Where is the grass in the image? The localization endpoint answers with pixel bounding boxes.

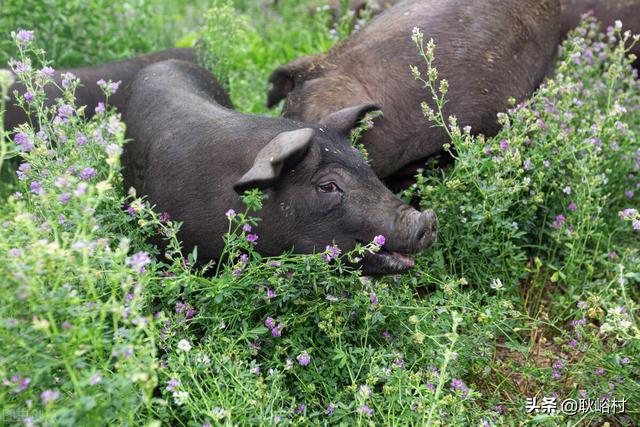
[0,1,639,426]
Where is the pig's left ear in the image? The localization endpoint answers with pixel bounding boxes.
[320,104,381,137]
[267,55,316,108]
[234,128,314,194]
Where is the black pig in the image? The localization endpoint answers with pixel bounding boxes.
[123,60,437,275]
[267,0,561,188]
[4,48,196,131]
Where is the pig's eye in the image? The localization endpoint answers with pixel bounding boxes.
[318,182,340,193]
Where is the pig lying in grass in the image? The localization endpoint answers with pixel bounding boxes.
[5,48,196,131]
[268,0,561,189]
[123,60,437,275]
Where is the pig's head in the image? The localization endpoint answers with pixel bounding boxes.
[266,55,376,125]
[233,105,437,275]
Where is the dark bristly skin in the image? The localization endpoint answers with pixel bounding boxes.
[4,48,196,131]
[560,0,640,68]
[123,60,437,275]
[267,0,561,188]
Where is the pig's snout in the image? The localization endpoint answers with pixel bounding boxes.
[412,209,437,252]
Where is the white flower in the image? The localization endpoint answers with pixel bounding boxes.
[490,278,504,291]
[172,390,189,406]
[177,339,192,352]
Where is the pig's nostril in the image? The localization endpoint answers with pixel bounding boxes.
[417,210,437,245]
[417,227,428,242]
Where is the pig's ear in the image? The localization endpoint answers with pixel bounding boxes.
[352,0,369,17]
[320,104,381,137]
[234,128,314,193]
[267,56,315,108]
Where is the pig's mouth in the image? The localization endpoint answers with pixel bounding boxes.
[362,250,416,275]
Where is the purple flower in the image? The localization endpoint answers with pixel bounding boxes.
[159,212,171,222]
[38,66,55,80]
[239,253,249,266]
[620,357,630,365]
[633,219,640,230]
[175,301,187,314]
[568,202,577,212]
[370,293,378,305]
[109,81,120,93]
[450,379,469,396]
[23,91,34,102]
[323,244,342,262]
[297,351,311,366]
[57,104,74,119]
[58,214,65,225]
[356,405,373,416]
[166,378,180,391]
[107,116,123,135]
[105,144,122,157]
[250,366,260,376]
[394,354,404,368]
[89,374,102,385]
[41,389,60,404]
[61,72,77,88]
[74,182,88,197]
[552,214,565,229]
[296,404,306,414]
[577,301,588,309]
[13,60,31,75]
[246,234,259,244]
[373,234,385,247]
[29,181,44,195]
[264,317,276,329]
[266,287,277,299]
[16,30,34,46]
[59,192,71,204]
[16,162,31,180]
[14,133,34,152]
[225,209,236,219]
[78,167,97,181]
[500,139,509,151]
[97,79,107,87]
[271,324,282,337]
[242,224,252,232]
[16,377,31,393]
[523,159,533,170]
[325,403,336,416]
[625,190,634,199]
[568,339,579,347]
[619,208,638,219]
[95,102,105,114]
[543,160,550,168]
[595,367,606,376]
[76,135,87,146]
[126,251,152,273]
